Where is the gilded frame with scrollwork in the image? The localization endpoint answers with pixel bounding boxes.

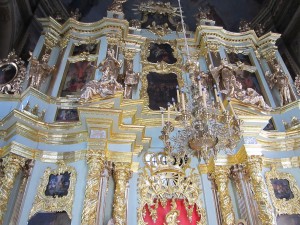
[29,161,77,219]
[138,154,207,225]
[265,166,300,215]
[140,40,185,108]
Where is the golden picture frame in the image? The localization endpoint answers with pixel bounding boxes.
[29,161,77,219]
[265,166,300,215]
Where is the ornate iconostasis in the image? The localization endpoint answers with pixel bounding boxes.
[1,1,300,225]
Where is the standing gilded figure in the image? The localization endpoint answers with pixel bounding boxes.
[265,64,292,106]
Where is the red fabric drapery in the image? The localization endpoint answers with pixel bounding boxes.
[143,199,201,225]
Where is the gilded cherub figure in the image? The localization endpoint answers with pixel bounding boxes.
[28,52,54,90]
[265,64,292,106]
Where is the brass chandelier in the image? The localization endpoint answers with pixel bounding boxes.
[160,0,243,162]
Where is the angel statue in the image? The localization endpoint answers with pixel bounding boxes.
[81,48,123,101]
[108,0,127,13]
[124,61,140,99]
[28,52,54,90]
[265,64,292,106]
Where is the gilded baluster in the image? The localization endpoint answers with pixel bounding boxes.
[112,162,132,225]
[0,154,25,224]
[246,156,275,225]
[81,150,105,225]
[214,166,235,225]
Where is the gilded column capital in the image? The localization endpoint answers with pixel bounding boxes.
[113,162,132,225]
[81,150,106,225]
[86,149,106,166]
[0,154,26,224]
[124,49,137,60]
[246,156,276,225]
[213,166,235,225]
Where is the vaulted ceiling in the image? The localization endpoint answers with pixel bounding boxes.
[62,0,265,31]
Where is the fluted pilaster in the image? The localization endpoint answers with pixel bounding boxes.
[0,154,25,224]
[214,166,235,225]
[112,162,132,225]
[81,150,105,225]
[246,156,275,225]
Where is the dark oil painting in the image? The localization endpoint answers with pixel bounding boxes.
[72,43,98,56]
[147,72,178,110]
[236,71,262,95]
[55,109,79,122]
[0,63,17,85]
[28,211,71,225]
[45,171,71,198]
[210,52,222,67]
[271,178,294,200]
[61,60,95,97]
[147,43,177,64]
[263,119,276,131]
[277,214,300,225]
[227,52,252,66]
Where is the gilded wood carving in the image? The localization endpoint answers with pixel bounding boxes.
[29,161,76,219]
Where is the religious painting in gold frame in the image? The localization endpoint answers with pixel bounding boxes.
[265,166,300,216]
[29,161,76,220]
[59,42,99,97]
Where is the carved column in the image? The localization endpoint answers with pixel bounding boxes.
[246,156,275,225]
[214,166,235,225]
[112,162,132,225]
[231,164,257,225]
[208,173,222,225]
[81,150,105,225]
[0,154,25,224]
[10,159,34,225]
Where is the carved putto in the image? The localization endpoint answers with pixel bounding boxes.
[28,52,54,90]
[265,63,292,106]
[108,0,127,13]
[124,61,140,99]
[0,50,26,95]
[81,48,123,101]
